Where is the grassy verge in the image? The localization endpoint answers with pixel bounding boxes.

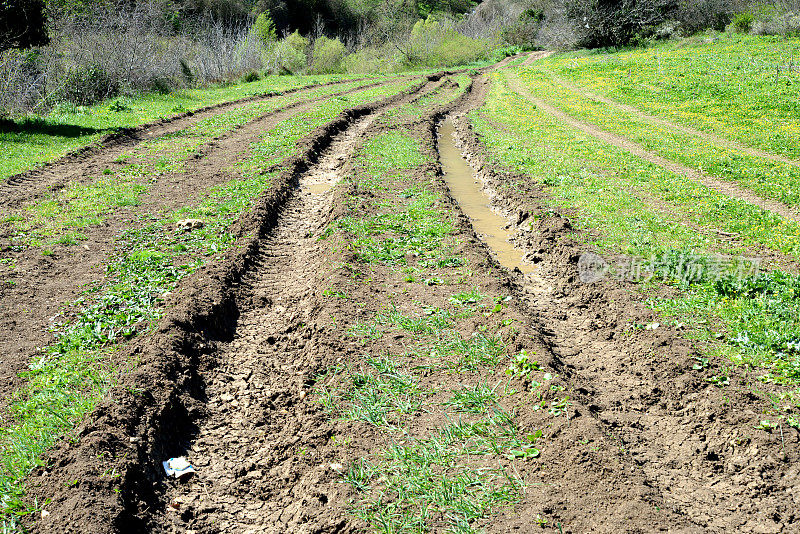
[475,68,800,431]
[479,74,800,257]
[512,68,800,208]
[0,77,421,528]
[529,33,800,160]
[0,73,380,182]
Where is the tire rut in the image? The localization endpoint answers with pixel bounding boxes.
[443,78,796,532]
[155,80,445,533]
[0,78,383,209]
[0,82,396,417]
[504,71,800,223]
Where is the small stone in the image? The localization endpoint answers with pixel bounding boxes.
[329,462,344,472]
[220,393,235,402]
[41,510,50,519]
[176,219,205,233]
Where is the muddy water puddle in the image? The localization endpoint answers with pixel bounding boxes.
[438,120,533,274]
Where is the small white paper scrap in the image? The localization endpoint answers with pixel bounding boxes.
[163,456,196,479]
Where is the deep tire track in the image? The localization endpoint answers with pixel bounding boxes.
[160,112,378,534]
[156,78,454,533]
[25,74,444,534]
[445,76,798,532]
[0,79,402,418]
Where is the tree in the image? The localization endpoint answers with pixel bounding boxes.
[253,12,277,45]
[565,0,678,48]
[0,0,49,50]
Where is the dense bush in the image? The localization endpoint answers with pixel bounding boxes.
[266,31,308,74]
[252,12,277,45]
[310,36,346,74]
[564,0,679,48]
[60,65,119,105]
[732,11,755,31]
[752,10,800,35]
[677,0,739,33]
[342,46,402,74]
[1,1,262,116]
[403,16,492,67]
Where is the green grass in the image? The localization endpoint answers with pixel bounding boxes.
[512,68,800,208]
[377,74,471,125]
[532,33,800,159]
[3,79,410,250]
[312,106,539,532]
[443,382,499,413]
[0,73,378,181]
[475,44,800,427]
[0,167,279,526]
[346,415,524,534]
[476,73,800,258]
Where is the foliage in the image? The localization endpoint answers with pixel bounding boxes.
[252,12,277,45]
[731,11,755,32]
[60,64,119,105]
[310,35,346,74]
[270,36,308,73]
[343,45,401,74]
[564,0,679,48]
[404,15,491,67]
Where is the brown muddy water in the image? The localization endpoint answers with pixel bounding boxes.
[438,120,533,274]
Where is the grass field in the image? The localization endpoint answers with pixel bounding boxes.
[472,34,800,427]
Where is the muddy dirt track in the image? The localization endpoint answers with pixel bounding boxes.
[4,56,798,533]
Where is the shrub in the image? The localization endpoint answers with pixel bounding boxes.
[310,36,346,74]
[285,30,309,55]
[60,65,118,105]
[565,0,679,48]
[677,0,735,34]
[270,38,308,73]
[343,46,401,74]
[502,9,545,48]
[179,58,195,87]
[404,15,491,68]
[252,13,277,46]
[241,70,260,82]
[429,32,491,67]
[731,11,754,32]
[752,11,800,37]
[150,76,174,94]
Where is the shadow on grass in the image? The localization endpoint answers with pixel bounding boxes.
[0,117,109,138]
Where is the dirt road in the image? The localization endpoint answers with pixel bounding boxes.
[6,66,797,534]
